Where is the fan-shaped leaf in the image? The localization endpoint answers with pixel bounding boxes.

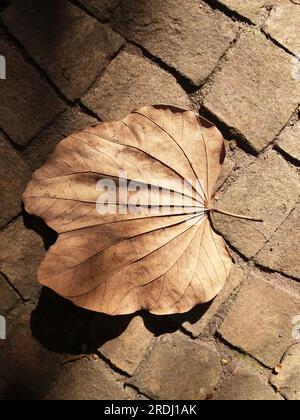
[23,105,233,315]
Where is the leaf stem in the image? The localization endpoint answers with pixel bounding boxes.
[209,207,263,222]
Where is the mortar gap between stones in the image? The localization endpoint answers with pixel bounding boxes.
[0,17,73,106]
[0,270,27,303]
[202,0,254,26]
[215,332,273,371]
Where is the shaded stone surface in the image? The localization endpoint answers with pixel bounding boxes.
[46,358,131,400]
[0,217,45,300]
[128,333,221,400]
[0,134,31,228]
[0,304,63,400]
[270,343,300,400]
[219,275,300,368]
[204,31,300,151]
[78,0,121,21]
[212,150,300,259]
[214,360,281,400]
[82,49,191,121]
[182,265,242,338]
[276,120,300,162]
[23,107,98,170]
[98,316,153,375]
[264,1,300,55]
[0,39,64,146]
[2,0,124,100]
[256,203,300,279]
[112,0,237,85]
[0,274,20,315]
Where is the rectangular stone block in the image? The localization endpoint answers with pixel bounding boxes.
[219,274,300,368]
[2,0,124,101]
[212,150,300,259]
[256,203,300,279]
[264,1,300,55]
[82,49,191,121]
[204,31,300,151]
[112,0,237,85]
[0,39,65,145]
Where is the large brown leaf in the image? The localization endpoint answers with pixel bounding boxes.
[23,105,233,315]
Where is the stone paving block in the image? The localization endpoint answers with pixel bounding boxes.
[46,358,131,400]
[219,275,300,368]
[0,217,45,300]
[77,0,121,21]
[276,120,300,162]
[182,265,242,338]
[212,150,300,259]
[264,1,300,55]
[23,107,98,170]
[256,203,300,279]
[270,343,300,400]
[0,134,31,228]
[82,49,191,121]
[204,31,300,151]
[112,0,237,85]
[98,316,153,376]
[2,0,124,101]
[0,274,20,315]
[128,333,221,400]
[0,304,63,399]
[0,39,65,146]
[218,0,278,24]
[214,360,281,400]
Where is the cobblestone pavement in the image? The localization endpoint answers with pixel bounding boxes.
[0,0,299,401]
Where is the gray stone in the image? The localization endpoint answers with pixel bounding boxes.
[83,49,191,121]
[0,304,63,399]
[212,150,300,259]
[98,316,153,375]
[219,274,300,368]
[182,264,242,338]
[77,0,121,21]
[112,0,237,85]
[0,39,65,146]
[23,107,98,170]
[2,0,124,101]
[214,360,281,400]
[0,217,45,300]
[0,274,20,315]
[276,120,300,162]
[265,1,300,55]
[0,134,31,228]
[256,203,300,279]
[204,31,300,151]
[46,358,131,400]
[271,343,300,400]
[128,333,221,400]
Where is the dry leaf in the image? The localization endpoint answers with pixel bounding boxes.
[23,105,233,315]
